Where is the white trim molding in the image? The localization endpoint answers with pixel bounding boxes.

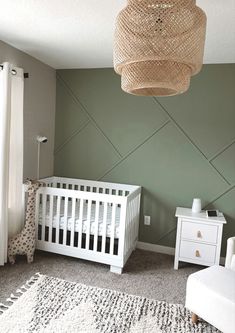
[136,241,175,256]
[136,241,225,265]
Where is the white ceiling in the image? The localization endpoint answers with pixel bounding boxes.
[0,0,234,69]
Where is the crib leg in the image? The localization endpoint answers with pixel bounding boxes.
[110,265,123,274]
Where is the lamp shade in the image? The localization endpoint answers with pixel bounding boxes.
[113,0,207,96]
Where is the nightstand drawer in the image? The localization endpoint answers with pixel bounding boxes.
[181,220,218,244]
[180,240,216,263]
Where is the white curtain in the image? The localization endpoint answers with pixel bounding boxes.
[0,62,24,266]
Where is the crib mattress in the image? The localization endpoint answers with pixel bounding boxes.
[38,201,121,238]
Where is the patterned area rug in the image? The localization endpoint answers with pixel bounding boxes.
[0,273,219,333]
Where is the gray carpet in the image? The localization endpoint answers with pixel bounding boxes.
[0,249,200,305]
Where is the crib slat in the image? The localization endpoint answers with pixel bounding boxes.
[70,197,76,246]
[118,200,127,258]
[129,201,133,251]
[134,196,138,241]
[124,204,130,255]
[131,200,135,245]
[85,200,92,250]
[131,199,135,246]
[101,202,108,253]
[48,195,53,242]
[94,201,100,252]
[127,202,130,252]
[63,197,68,245]
[35,192,40,240]
[78,199,84,248]
[41,194,47,242]
[55,196,61,244]
[110,204,116,255]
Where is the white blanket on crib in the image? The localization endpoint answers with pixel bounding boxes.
[38,200,121,238]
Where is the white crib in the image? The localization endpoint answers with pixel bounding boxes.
[31,176,141,274]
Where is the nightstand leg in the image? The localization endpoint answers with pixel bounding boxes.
[174,218,182,270]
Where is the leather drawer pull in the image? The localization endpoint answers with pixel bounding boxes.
[197,231,202,238]
[195,250,200,257]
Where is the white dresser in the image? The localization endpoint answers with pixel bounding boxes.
[174,207,226,270]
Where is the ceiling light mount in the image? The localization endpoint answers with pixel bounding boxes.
[114,0,207,97]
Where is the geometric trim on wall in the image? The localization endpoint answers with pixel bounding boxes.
[55,69,235,247]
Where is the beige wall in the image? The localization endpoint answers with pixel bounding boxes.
[0,40,56,179]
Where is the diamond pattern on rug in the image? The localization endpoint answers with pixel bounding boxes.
[0,274,220,333]
[43,301,99,333]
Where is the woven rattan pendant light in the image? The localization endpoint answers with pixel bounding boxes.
[114,0,207,96]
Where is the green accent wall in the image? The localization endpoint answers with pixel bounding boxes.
[55,65,235,255]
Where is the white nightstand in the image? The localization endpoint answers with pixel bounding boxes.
[174,207,226,270]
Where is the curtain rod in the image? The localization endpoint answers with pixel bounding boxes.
[0,64,29,78]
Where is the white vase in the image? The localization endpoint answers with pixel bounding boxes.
[192,198,202,213]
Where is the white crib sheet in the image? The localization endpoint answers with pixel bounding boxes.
[38,200,121,238]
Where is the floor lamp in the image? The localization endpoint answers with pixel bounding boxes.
[36,135,48,179]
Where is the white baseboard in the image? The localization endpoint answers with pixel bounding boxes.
[136,241,225,265]
[136,241,175,256]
